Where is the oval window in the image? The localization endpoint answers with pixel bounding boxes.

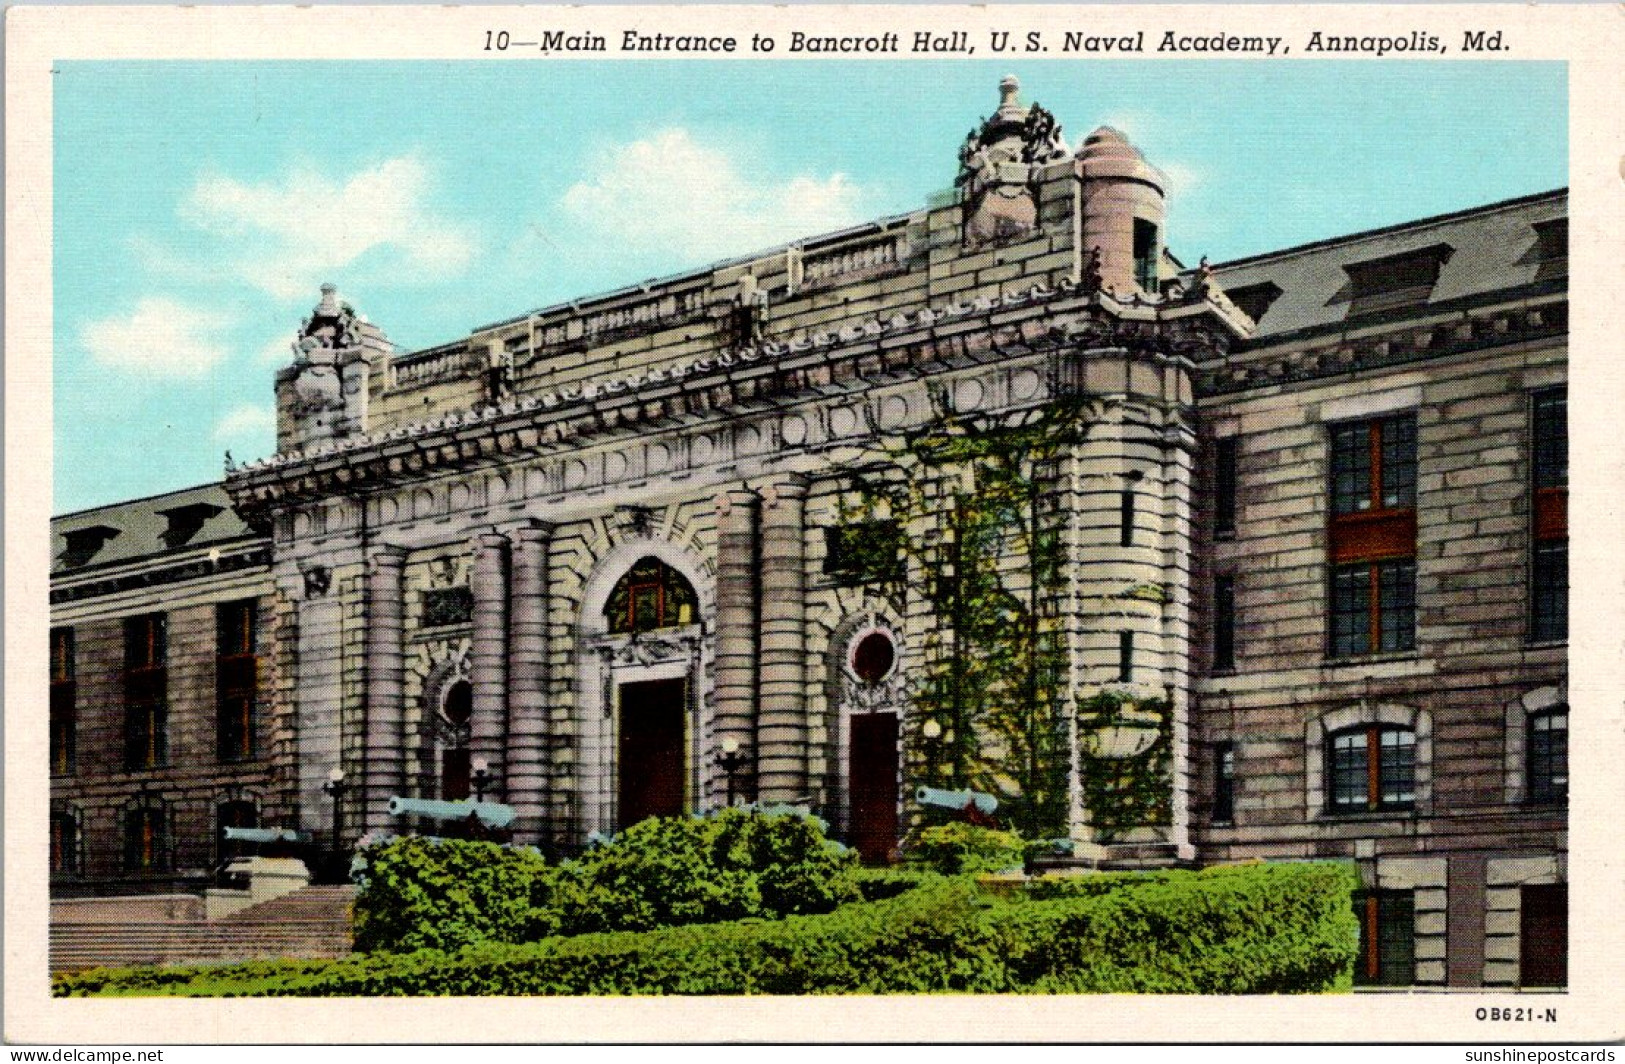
[851,632,896,685]
[442,680,473,727]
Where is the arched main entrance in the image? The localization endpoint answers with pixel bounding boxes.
[577,541,714,838]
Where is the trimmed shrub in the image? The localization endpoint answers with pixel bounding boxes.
[902,822,1025,875]
[350,835,555,954]
[549,809,861,934]
[850,866,937,902]
[57,861,1359,997]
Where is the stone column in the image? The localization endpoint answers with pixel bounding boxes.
[713,488,760,805]
[506,523,551,838]
[756,479,808,803]
[470,531,510,795]
[362,546,407,833]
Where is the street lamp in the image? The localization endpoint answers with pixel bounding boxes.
[470,756,497,803]
[718,737,747,808]
[321,767,351,876]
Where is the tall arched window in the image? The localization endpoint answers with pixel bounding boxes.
[604,557,697,635]
[1527,705,1568,803]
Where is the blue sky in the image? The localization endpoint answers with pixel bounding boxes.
[53,60,1566,514]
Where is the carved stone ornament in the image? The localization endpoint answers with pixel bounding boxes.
[600,632,695,668]
[295,283,363,365]
[303,565,332,598]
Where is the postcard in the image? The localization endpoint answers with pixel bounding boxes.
[6,2,1623,1046]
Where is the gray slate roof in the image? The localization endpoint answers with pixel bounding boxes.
[1210,189,1566,340]
[52,482,260,576]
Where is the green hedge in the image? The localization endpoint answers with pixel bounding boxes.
[349,810,861,954]
[350,836,555,954]
[56,861,1358,997]
[901,823,1026,875]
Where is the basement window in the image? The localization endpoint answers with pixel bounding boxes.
[1342,244,1453,317]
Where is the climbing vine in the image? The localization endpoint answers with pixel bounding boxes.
[843,396,1104,839]
[1075,689,1174,842]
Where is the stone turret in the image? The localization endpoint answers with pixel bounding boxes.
[274,284,392,453]
[1076,126,1168,297]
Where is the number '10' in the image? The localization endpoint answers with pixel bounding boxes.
[485,31,510,50]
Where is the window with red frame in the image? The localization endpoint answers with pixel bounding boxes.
[1328,415,1417,657]
[216,600,259,761]
[1530,389,1566,643]
[50,627,75,775]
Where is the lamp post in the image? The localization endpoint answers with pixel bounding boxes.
[718,737,747,808]
[470,757,497,803]
[320,767,351,879]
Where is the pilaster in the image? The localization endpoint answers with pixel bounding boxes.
[506,523,552,838]
[362,545,408,832]
[713,488,760,804]
[470,531,510,793]
[756,478,808,804]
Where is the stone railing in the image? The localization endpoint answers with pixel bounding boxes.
[389,342,476,389]
[796,231,908,292]
[533,286,711,354]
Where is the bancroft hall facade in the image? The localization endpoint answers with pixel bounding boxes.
[49,77,1567,989]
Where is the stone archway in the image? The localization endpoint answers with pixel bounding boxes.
[576,537,716,838]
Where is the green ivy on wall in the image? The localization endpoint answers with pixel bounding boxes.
[1075,689,1174,842]
[842,397,1106,839]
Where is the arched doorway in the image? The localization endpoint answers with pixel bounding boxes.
[605,557,698,830]
[439,680,473,799]
[840,625,904,864]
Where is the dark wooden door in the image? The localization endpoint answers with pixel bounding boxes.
[618,679,687,829]
[1520,884,1567,987]
[441,748,471,800]
[849,712,900,864]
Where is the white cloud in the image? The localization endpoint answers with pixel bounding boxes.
[1158,161,1201,197]
[560,129,868,263]
[258,335,297,365]
[176,155,476,301]
[214,404,276,442]
[80,298,232,377]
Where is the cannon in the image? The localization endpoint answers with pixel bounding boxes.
[386,795,516,830]
[222,826,312,845]
[914,786,998,817]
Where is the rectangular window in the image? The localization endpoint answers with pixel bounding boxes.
[1531,389,1567,642]
[217,600,259,762]
[1528,708,1568,804]
[1120,489,1135,547]
[422,586,475,628]
[50,627,76,775]
[1133,218,1159,294]
[1212,743,1235,823]
[123,614,168,770]
[1214,436,1238,536]
[823,520,905,587]
[123,806,168,873]
[1329,415,1418,658]
[51,812,81,876]
[1213,574,1236,672]
[1328,725,1416,813]
[1343,244,1452,317]
[1354,890,1416,987]
[1118,631,1134,683]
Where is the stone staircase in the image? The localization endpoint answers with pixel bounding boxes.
[50,885,355,974]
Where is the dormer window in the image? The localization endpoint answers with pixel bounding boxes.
[1343,243,1453,316]
[1533,218,1566,282]
[156,502,224,550]
[59,525,120,567]
[1226,281,1283,326]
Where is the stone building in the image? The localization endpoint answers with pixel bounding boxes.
[49,76,1566,989]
